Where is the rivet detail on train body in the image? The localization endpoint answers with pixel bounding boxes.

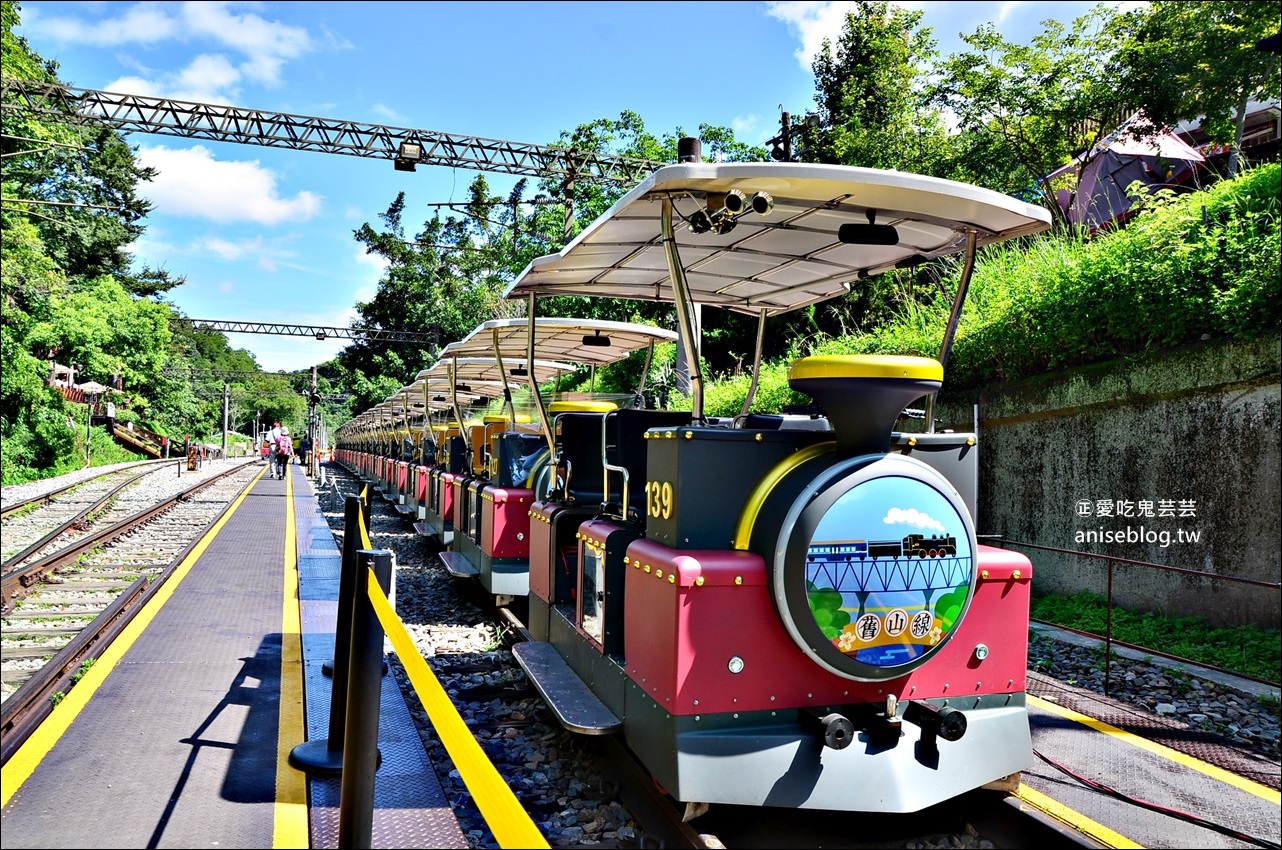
[684,431,693,440]
[754,433,763,442]
[735,576,743,585]
[656,569,663,579]
[644,565,652,573]
[668,574,675,584]
[695,576,705,586]
[1013,570,1022,579]
[981,569,989,579]
[966,436,976,446]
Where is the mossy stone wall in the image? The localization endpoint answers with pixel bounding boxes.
[928,332,1280,628]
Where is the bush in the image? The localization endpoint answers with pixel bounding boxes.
[800,164,1280,393]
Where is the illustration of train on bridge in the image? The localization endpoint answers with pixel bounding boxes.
[809,534,959,561]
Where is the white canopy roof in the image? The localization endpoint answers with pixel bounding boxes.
[503,162,1051,317]
[421,356,576,387]
[441,317,676,365]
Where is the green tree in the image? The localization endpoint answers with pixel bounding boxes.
[24,275,172,389]
[806,1,952,173]
[1,3,180,298]
[1110,0,1282,176]
[930,6,1134,224]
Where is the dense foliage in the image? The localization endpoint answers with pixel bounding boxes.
[690,163,1281,416]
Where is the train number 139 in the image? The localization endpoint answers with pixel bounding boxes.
[646,480,674,519]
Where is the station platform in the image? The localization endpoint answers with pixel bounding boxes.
[0,460,466,849]
[1023,673,1280,849]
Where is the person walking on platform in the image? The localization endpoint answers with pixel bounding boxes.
[274,425,293,479]
[266,421,281,471]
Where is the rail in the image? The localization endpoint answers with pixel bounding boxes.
[992,538,1281,694]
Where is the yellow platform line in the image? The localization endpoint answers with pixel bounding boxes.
[274,468,309,847]
[369,571,549,849]
[1015,783,1142,849]
[1030,694,1281,804]
[2,464,268,805]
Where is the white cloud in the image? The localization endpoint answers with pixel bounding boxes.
[351,248,387,305]
[766,1,866,71]
[196,236,294,272]
[369,103,409,124]
[106,54,245,103]
[23,1,313,100]
[732,114,760,136]
[136,144,323,225]
[883,507,946,533]
[22,4,177,45]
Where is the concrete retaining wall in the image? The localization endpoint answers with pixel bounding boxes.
[927,332,1280,628]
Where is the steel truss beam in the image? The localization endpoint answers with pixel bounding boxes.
[1,80,662,184]
[177,318,437,344]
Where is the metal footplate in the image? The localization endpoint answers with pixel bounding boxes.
[439,550,479,578]
[412,522,436,537]
[512,641,621,734]
[395,503,415,517]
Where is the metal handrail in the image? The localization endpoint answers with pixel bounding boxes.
[992,538,1280,693]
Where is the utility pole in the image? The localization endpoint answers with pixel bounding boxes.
[85,392,94,467]
[309,365,319,476]
[766,109,819,163]
[222,383,230,458]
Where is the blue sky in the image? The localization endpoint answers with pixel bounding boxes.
[14,1,1116,372]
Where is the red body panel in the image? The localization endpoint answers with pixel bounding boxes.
[528,502,558,601]
[416,466,429,501]
[437,472,457,522]
[622,539,1030,716]
[481,486,534,558]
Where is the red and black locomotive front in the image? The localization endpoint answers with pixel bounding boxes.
[608,355,1034,812]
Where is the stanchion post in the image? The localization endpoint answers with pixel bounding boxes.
[289,494,365,774]
[337,549,393,850]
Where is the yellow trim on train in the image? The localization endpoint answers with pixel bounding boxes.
[788,354,944,382]
[548,399,618,413]
[731,440,835,550]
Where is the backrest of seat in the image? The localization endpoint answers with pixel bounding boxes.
[603,410,692,516]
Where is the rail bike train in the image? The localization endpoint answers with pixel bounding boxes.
[335,148,1051,818]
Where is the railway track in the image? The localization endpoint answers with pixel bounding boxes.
[328,462,1102,849]
[1,459,179,569]
[0,458,262,762]
[3,459,1182,847]
[0,459,172,522]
